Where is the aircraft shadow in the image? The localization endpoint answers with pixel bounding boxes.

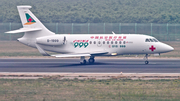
[0,62,165,68]
[48,62,162,68]
[48,62,109,67]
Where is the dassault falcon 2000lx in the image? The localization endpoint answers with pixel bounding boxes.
[6,6,174,64]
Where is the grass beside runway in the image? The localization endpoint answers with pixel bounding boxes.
[0,78,180,101]
[0,41,41,57]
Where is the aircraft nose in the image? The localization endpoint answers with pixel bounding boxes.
[168,45,174,51]
[164,44,174,52]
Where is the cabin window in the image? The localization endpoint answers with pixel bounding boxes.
[94,41,96,44]
[111,41,113,44]
[115,41,117,44]
[103,41,105,44]
[89,41,92,44]
[123,41,126,44]
[119,41,121,44]
[107,41,109,44]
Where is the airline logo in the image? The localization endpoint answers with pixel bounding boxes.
[24,13,36,25]
[73,40,89,48]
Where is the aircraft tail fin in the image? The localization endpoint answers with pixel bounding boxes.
[5,6,55,47]
[17,6,40,27]
[6,6,54,37]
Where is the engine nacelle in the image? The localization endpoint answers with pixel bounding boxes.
[36,35,65,46]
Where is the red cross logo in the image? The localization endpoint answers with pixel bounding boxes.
[28,17,33,22]
[149,45,156,51]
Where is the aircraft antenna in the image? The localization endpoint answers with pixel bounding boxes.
[112,31,116,35]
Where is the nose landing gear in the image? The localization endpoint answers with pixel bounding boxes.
[145,60,149,64]
[144,54,150,64]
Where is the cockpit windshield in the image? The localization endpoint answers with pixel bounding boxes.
[145,38,158,42]
[145,39,150,42]
[149,39,154,42]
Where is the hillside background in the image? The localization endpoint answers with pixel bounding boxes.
[1,0,180,23]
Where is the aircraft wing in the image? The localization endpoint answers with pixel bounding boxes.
[51,54,91,57]
[36,43,108,57]
[51,51,108,58]
[5,28,42,34]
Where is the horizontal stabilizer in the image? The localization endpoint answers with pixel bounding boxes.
[5,28,42,34]
[52,54,91,58]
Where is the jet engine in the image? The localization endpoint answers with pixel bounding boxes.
[36,35,66,46]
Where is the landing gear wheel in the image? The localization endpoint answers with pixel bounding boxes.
[88,56,95,64]
[88,58,95,64]
[80,60,86,64]
[145,61,149,64]
[80,56,86,65]
[144,54,150,65]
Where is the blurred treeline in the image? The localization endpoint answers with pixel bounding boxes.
[1,0,180,23]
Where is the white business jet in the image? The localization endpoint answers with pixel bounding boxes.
[6,6,174,64]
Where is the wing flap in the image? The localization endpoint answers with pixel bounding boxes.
[5,28,42,34]
[90,51,108,55]
[52,54,91,58]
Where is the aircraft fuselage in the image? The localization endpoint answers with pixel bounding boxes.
[18,34,174,56]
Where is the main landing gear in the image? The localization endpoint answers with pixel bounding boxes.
[80,56,95,64]
[144,54,150,64]
[88,56,95,64]
[80,56,86,64]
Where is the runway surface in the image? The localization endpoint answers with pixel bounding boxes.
[0,58,180,73]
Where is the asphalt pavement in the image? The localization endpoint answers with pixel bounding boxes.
[0,58,180,73]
